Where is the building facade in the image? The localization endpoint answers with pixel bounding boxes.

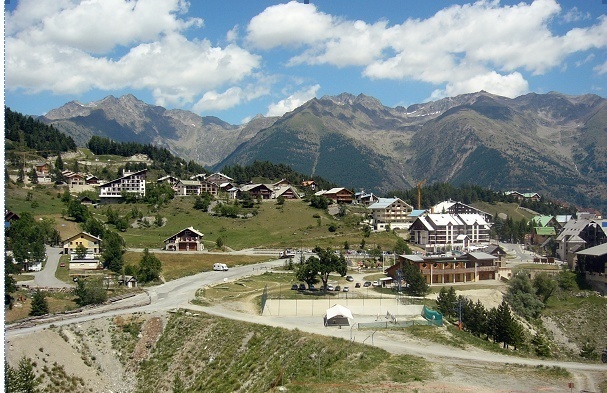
[409,213,491,251]
[387,252,498,285]
[368,197,414,231]
[164,227,204,251]
[99,170,147,200]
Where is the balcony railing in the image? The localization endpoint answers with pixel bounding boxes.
[420,266,496,274]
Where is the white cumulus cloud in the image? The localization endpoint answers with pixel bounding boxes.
[247,0,607,101]
[266,84,320,117]
[5,0,261,111]
[429,71,529,101]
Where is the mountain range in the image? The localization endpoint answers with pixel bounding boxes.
[39,91,607,210]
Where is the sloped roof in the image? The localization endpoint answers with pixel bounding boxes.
[457,213,488,226]
[484,244,506,255]
[99,169,147,187]
[555,215,572,225]
[432,201,455,214]
[576,243,607,257]
[178,180,200,186]
[426,214,461,227]
[325,304,353,320]
[240,183,272,192]
[324,187,352,195]
[531,215,553,227]
[369,198,398,209]
[273,185,300,198]
[402,254,425,262]
[409,209,427,217]
[164,226,203,242]
[63,231,102,243]
[467,252,497,260]
[414,216,435,231]
[556,218,606,241]
[534,227,556,236]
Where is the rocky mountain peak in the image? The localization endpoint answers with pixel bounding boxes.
[44,100,92,120]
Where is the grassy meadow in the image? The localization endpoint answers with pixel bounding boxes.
[5,183,404,252]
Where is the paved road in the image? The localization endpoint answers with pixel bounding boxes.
[18,245,74,289]
[6,258,606,376]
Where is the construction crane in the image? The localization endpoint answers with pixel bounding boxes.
[416,179,426,210]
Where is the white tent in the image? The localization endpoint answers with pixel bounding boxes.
[324,304,353,327]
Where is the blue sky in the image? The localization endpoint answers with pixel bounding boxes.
[4,0,607,124]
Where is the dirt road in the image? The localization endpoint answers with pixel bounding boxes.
[6,259,606,391]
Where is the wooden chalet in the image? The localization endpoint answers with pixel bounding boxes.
[272,185,300,200]
[164,227,204,251]
[240,184,273,199]
[315,188,354,204]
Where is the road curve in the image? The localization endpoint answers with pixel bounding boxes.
[6,259,607,375]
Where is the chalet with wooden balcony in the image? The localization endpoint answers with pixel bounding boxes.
[315,187,354,204]
[240,183,273,199]
[272,185,301,200]
[206,172,233,185]
[164,227,204,251]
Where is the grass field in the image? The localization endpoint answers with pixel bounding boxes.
[123,251,271,281]
[5,185,402,252]
[471,201,535,220]
[5,290,77,323]
[513,263,561,272]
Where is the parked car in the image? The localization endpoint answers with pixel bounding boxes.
[346,275,354,282]
[334,285,341,292]
[355,282,361,288]
[326,284,334,291]
[299,283,306,290]
[291,284,299,290]
[309,284,316,291]
[343,286,349,292]
[363,281,371,287]
[372,281,380,287]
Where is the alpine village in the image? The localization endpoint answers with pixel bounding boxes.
[4,91,607,392]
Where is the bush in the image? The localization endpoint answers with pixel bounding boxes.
[74,278,107,306]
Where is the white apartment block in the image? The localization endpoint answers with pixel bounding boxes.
[368,197,414,231]
[409,213,491,251]
[99,170,147,200]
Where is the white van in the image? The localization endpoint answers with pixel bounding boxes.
[213,263,229,271]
